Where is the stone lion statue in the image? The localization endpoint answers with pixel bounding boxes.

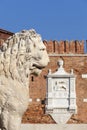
[0,29,49,130]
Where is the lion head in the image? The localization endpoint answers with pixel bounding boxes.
[0,29,49,87]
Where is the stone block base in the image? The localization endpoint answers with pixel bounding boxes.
[21,124,87,130]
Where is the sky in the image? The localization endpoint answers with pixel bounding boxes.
[0,0,87,41]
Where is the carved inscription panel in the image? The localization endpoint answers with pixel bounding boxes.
[46,60,77,123]
[52,78,69,108]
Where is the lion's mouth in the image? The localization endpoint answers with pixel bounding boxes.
[30,63,44,75]
[32,63,45,70]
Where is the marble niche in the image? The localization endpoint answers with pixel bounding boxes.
[45,59,77,124]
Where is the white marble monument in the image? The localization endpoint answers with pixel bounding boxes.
[46,59,77,124]
[0,29,49,130]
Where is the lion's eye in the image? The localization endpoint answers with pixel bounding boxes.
[40,48,45,51]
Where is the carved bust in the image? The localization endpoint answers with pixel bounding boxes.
[0,29,49,130]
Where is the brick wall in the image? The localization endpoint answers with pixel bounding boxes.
[0,29,87,124]
[43,40,84,54]
[22,55,87,124]
[0,29,14,46]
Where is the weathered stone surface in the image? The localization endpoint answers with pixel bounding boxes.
[0,29,49,130]
[21,124,87,130]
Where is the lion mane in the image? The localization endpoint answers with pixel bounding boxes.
[0,29,49,130]
[0,29,49,86]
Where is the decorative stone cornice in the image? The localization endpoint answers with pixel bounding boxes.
[48,53,87,57]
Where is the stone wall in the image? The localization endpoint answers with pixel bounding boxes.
[21,124,87,130]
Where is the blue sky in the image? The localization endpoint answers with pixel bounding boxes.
[0,0,87,40]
